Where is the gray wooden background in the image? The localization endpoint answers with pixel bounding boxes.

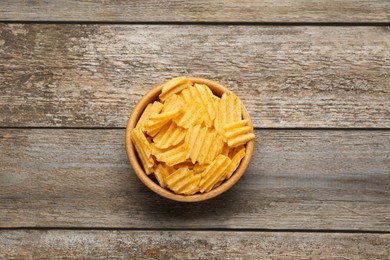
[1,0,389,258]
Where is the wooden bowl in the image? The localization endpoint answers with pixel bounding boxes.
[125,77,254,202]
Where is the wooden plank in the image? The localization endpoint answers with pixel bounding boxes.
[1,24,390,128]
[1,0,389,22]
[1,129,389,230]
[1,230,389,259]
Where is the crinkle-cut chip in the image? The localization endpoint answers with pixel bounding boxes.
[205,132,224,164]
[164,94,185,113]
[225,92,235,126]
[185,124,201,158]
[221,143,230,156]
[173,160,194,170]
[218,92,228,128]
[197,129,215,165]
[135,103,152,130]
[154,163,175,188]
[212,179,223,189]
[165,167,201,195]
[131,128,154,175]
[189,86,213,127]
[156,143,187,166]
[225,126,252,140]
[228,133,255,148]
[154,122,186,149]
[136,101,163,132]
[189,126,208,164]
[225,146,246,179]
[175,101,204,129]
[228,145,245,158]
[180,88,192,104]
[193,163,209,174]
[165,167,191,192]
[152,122,171,144]
[162,94,181,111]
[214,99,222,133]
[146,108,183,136]
[200,155,231,193]
[234,96,242,122]
[159,77,192,102]
[171,127,186,146]
[223,120,249,132]
[194,83,217,122]
[181,174,201,195]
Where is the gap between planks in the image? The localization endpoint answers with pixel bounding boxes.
[1,227,390,234]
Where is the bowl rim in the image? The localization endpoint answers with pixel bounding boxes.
[125,77,254,202]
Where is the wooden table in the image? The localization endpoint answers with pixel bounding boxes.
[1,1,390,258]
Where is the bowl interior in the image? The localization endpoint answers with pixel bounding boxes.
[125,77,254,202]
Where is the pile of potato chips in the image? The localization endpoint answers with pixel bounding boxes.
[131,77,255,195]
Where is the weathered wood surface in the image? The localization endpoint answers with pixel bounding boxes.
[1,129,389,230]
[1,24,390,128]
[1,0,390,23]
[1,230,389,259]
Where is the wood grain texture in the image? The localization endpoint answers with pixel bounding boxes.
[1,230,389,259]
[1,129,389,230]
[1,24,390,128]
[1,0,390,22]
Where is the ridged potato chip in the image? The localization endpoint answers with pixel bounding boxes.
[225,146,246,179]
[154,163,175,188]
[131,128,154,175]
[131,77,254,195]
[200,155,231,193]
[159,77,192,102]
[165,167,201,195]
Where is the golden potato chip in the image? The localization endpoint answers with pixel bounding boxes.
[212,179,223,189]
[225,92,235,126]
[172,160,195,170]
[200,154,231,193]
[218,92,227,129]
[131,128,154,175]
[180,174,201,195]
[221,143,230,156]
[154,163,174,188]
[188,126,208,164]
[205,132,224,164]
[154,122,186,149]
[225,126,252,140]
[175,101,205,128]
[135,103,152,130]
[155,143,187,166]
[165,167,201,195]
[227,133,255,148]
[136,101,163,132]
[159,77,192,102]
[188,86,213,127]
[193,163,209,174]
[223,120,249,131]
[228,145,245,158]
[180,88,192,104]
[163,94,184,113]
[197,128,215,165]
[165,167,190,192]
[152,122,172,144]
[224,146,246,179]
[146,107,183,136]
[234,95,242,122]
[194,83,217,122]
[223,119,255,148]
[185,124,201,159]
